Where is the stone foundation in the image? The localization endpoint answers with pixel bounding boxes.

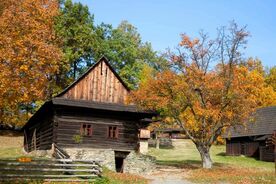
[64,148,155,174]
[64,148,115,171]
[124,151,156,174]
[24,149,53,158]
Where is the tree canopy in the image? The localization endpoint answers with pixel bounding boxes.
[55,0,95,85]
[131,22,276,169]
[0,0,62,126]
[92,20,166,89]
[55,0,165,90]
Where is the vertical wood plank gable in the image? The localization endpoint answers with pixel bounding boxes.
[59,59,129,104]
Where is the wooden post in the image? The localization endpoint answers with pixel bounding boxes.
[32,129,37,151]
[156,131,160,149]
[23,130,28,152]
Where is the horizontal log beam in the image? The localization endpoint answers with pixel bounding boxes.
[0,178,96,182]
[0,162,100,167]
[0,168,100,173]
[0,174,98,178]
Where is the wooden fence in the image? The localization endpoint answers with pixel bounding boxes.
[52,143,70,159]
[0,159,102,182]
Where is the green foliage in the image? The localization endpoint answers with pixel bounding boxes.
[55,1,164,90]
[55,0,95,83]
[93,20,166,89]
[72,133,83,144]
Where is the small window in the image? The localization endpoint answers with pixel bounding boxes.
[108,126,118,139]
[81,124,92,136]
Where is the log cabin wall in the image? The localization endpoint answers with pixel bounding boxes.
[60,59,129,104]
[226,137,260,157]
[259,145,275,162]
[54,106,140,151]
[245,142,260,157]
[226,139,241,156]
[24,108,54,152]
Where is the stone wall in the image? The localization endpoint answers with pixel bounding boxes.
[64,148,115,171]
[124,151,156,174]
[64,148,155,174]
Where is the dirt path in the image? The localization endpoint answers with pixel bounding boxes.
[145,166,194,184]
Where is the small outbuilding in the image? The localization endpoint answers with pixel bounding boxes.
[224,106,276,162]
[22,57,156,173]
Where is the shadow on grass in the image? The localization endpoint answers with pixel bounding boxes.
[0,130,23,137]
[216,152,226,156]
[216,152,261,162]
[156,159,226,169]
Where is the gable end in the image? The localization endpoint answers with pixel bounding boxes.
[56,56,130,104]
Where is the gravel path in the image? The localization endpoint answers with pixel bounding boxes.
[145,166,194,184]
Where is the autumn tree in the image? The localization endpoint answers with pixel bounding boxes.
[265,66,276,91]
[131,22,276,168]
[243,58,276,92]
[0,0,62,126]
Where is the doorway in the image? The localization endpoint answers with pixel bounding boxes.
[114,151,130,173]
[115,157,124,173]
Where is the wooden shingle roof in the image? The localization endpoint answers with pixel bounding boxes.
[225,106,276,138]
[52,97,154,114]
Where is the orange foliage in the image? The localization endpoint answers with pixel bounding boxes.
[132,64,276,143]
[188,167,274,184]
[131,25,276,168]
[0,0,62,126]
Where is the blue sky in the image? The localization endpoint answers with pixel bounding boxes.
[74,0,275,67]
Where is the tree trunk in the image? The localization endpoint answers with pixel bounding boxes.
[197,144,212,169]
[155,132,160,149]
[156,138,160,149]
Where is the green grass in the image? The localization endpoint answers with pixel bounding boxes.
[0,147,25,159]
[211,145,274,169]
[149,139,274,170]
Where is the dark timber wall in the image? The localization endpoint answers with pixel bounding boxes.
[53,106,142,151]
[226,137,259,157]
[259,145,275,162]
[24,105,54,152]
[226,137,274,162]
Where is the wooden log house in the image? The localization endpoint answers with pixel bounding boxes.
[22,57,155,172]
[224,106,276,162]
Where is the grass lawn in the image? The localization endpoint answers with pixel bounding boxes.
[148,139,275,184]
[0,130,26,159]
